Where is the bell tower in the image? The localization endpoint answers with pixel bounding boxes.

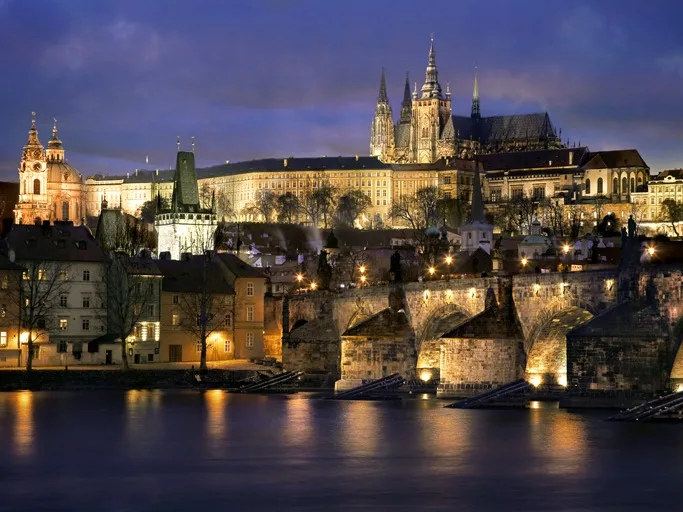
[15,113,50,225]
[369,68,395,162]
[411,36,452,163]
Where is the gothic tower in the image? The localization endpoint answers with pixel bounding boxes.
[393,73,413,163]
[369,68,395,162]
[411,36,453,163]
[15,114,50,225]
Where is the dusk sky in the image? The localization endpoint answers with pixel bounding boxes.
[1,0,682,180]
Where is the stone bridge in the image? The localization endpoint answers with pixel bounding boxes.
[283,267,683,388]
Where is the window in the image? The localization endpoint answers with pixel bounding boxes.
[149,282,155,294]
[490,188,502,203]
[59,318,68,330]
[533,187,545,199]
[147,325,155,340]
[622,177,627,194]
[33,178,41,195]
[60,295,68,307]
[172,294,179,305]
[246,306,254,322]
[147,304,154,317]
[585,179,591,194]
[62,201,69,221]
[443,176,451,185]
[60,270,68,281]
[511,188,523,200]
[38,269,46,280]
[82,319,90,331]
[57,340,67,353]
[82,270,90,281]
[613,177,619,194]
[224,340,232,352]
[246,282,254,296]
[38,318,46,329]
[33,346,40,359]
[225,314,232,327]
[246,333,254,348]
[172,313,179,326]
[0,332,6,347]
[196,342,202,353]
[82,296,90,308]
[1,305,5,318]
[630,177,635,193]
[597,178,603,194]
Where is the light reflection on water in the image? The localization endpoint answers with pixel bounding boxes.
[0,392,681,511]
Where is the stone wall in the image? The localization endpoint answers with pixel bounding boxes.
[567,335,670,393]
[437,337,525,397]
[263,296,283,360]
[338,335,417,389]
[282,317,341,380]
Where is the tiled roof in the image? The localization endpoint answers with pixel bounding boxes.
[479,147,589,171]
[454,112,557,143]
[651,169,683,181]
[215,252,266,278]
[171,151,201,212]
[582,150,647,170]
[3,223,109,263]
[157,256,234,294]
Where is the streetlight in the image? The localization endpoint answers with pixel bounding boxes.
[428,266,436,276]
[445,255,453,265]
[360,275,367,285]
[562,244,570,255]
[310,281,317,290]
[359,265,366,275]
[521,257,528,268]
[295,273,304,283]
[647,246,655,257]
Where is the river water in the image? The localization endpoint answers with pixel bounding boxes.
[0,391,681,511]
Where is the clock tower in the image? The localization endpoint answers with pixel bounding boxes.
[15,114,50,225]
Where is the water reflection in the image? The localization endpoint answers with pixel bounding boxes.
[13,391,34,458]
[204,389,227,441]
[529,402,587,475]
[282,397,312,449]
[125,389,162,450]
[418,404,472,475]
[340,402,379,457]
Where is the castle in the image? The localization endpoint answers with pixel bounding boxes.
[370,37,563,163]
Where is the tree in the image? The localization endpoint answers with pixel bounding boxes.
[245,192,277,222]
[437,197,470,227]
[277,192,301,224]
[11,261,71,371]
[98,212,156,256]
[494,194,538,235]
[592,195,609,233]
[301,183,336,227]
[104,254,158,370]
[137,197,169,224]
[200,184,235,221]
[334,190,372,228]
[390,186,442,230]
[175,255,226,371]
[660,199,683,237]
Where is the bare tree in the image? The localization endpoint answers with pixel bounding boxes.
[494,194,538,235]
[245,191,277,222]
[137,197,169,224]
[660,199,683,237]
[592,195,609,233]
[98,212,156,256]
[9,261,71,371]
[301,183,336,227]
[103,254,158,370]
[175,256,226,371]
[390,186,442,229]
[277,192,301,224]
[199,184,235,221]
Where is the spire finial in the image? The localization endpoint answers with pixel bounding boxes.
[446,81,451,99]
[191,136,195,153]
[52,117,59,140]
[413,82,418,100]
[31,111,36,129]
[421,34,442,99]
[177,136,181,151]
[377,68,388,103]
[471,68,481,119]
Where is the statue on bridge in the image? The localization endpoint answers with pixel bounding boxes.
[317,249,332,291]
[390,250,402,282]
[627,215,637,239]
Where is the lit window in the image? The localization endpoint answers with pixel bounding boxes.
[59,319,68,330]
[247,306,254,322]
[82,319,90,331]
[147,324,155,340]
[224,340,231,352]
[196,342,202,353]
[246,332,254,348]
[82,270,90,281]
[38,269,46,280]
[0,332,6,347]
[172,313,179,326]
[225,314,231,327]
[1,305,5,318]
[246,282,254,296]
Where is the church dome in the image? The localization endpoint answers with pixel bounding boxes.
[46,161,83,184]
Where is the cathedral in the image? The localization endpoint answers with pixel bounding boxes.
[370,37,564,164]
[14,115,85,225]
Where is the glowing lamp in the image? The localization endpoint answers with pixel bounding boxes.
[359,265,366,274]
[360,275,367,283]
[428,266,436,276]
[563,244,570,254]
[419,370,432,382]
[529,375,542,388]
[521,258,528,266]
[647,246,655,257]
[295,274,304,283]
[557,375,568,387]
[445,256,453,265]
[310,282,317,290]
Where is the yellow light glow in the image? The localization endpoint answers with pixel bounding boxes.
[647,246,655,257]
[360,275,367,283]
[310,282,317,290]
[521,258,528,266]
[557,375,568,387]
[428,266,436,275]
[423,290,430,302]
[19,332,28,344]
[359,265,366,274]
[529,375,542,387]
[563,244,570,254]
[295,273,304,282]
[419,370,433,382]
[469,287,476,298]
[676,384,683,393]
[445,256,453,265]
[533,283,541,295]
[605,279,614,291]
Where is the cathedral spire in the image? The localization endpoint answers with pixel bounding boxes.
[46,117,64,162]
[471,69,481,119]
[26,112,42,148]
[399,72,412,124]
[470,162,485,223]
[421,34,443,99]
[378,68,389,104]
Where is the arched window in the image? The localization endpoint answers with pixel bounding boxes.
[613,177,618,194]
[622,177,627,195]
[422,127,428,138]
[33,179,41,195]
[637,174,643,186]
[597,177,603,194]
[585,178,591,194]
[62,201,69,221]
[630,177,635,193]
